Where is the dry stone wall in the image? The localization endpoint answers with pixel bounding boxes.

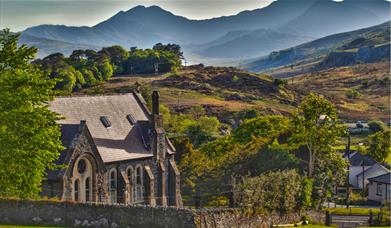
[0,199,325,227]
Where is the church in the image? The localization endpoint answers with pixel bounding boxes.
[42,91,182,207]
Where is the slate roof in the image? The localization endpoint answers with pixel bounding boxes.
[48,124,82,181]
[368,172,391,184]
[345,151,377,166]
[49,93,153,163]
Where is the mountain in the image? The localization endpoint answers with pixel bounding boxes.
[19,34,100,58]
[279,0,390,37]
[245,21,391,75]
[193,29,313,58]
[21,0,390,60]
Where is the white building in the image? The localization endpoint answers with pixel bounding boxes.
[367,173,390,204]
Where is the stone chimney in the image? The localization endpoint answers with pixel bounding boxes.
[151,90,165,161]
[152,90,160,115]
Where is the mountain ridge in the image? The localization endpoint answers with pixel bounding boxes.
[20,0,390,60]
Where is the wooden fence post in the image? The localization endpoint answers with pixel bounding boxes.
[325,211,331,226]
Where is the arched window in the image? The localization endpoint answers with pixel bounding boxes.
[127,167,133,202]
[85,177,91,202]
[135,165,143,201]
[109,169,117,204]
[74,179,80,202]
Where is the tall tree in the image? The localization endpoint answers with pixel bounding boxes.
[366,130,391,163]
[290,93,346,177]
[0,29,63,198]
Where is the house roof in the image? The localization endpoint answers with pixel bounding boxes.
[49,93,154,163]
[345,151,377,166]
[356,163,390,178]
[368,172,391,184]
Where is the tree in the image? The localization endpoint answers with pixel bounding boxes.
[98,58,113,80]
[290,93,346,177]
[235,169,302,215]
[233,115,290,144]
[368,120,386,133]
[0,29,63,198]
[366,131,391,163]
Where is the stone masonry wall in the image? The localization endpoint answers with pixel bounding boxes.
[0,199,325,228]
[0,199,194,228]
[194,208,325,228]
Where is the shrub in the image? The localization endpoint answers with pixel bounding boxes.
[234,169,302,215]
[368,120,386,133]
[273,78,288,87]
[345,89,362,99]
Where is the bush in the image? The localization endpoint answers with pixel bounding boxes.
[368,120,385,133]
[345,89,362,99]
[234,169,302,215]
[273,78,288,87]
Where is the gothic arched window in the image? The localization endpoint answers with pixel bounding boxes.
[135,165,143,201]
[109,169,117,204]
[74,179,80,202]
[85,177,91,202]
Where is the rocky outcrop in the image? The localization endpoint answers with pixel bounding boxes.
[316,43,390,70]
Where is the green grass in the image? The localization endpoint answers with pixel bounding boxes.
[284,225,335,228]
[0,226,65,228]
[324,207,380,215]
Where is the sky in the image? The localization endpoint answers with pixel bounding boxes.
[0,0,275,32]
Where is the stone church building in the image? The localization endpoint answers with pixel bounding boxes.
[43,91,182,207]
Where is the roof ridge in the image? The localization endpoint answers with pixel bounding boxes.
[54,93,135,98]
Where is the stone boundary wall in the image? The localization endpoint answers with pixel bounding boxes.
[194,208,325,228]
[0,199,325,228]
[0,199,194,228]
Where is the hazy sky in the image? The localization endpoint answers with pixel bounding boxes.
[0,0,275,32]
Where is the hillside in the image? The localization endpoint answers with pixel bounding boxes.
[20,0,390,61]
[246,21,390,76]
[194,29,312,58]
[74,61,389,123]
[19,34,100,58]
[75,65,300,123]
[291,62,390,121]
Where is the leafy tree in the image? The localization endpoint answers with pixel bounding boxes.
[183,116,221,147]
[345,89,362,99]
[300,178,313,208]
[273,78,288,87]
[366,130,391,163]
[100,45,129,66]
[247,139,299,175]
[0,29,63,198]
[81,68,97,86]
[290,93,346,177]
[368,120,386,133]
[200,135,234,159]
[233,115,290,144]
[235,169,302,215]
[178,140,211,197]
[153,43,183,59]
[54,68,76,94]
[98,58,113,80]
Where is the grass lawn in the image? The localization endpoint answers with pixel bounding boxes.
[325,207,381,215]
[0,226,64,228]
[284,225,335,228]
